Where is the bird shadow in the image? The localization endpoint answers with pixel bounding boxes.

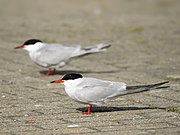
[39,69,120,76]
[76,106,166,113]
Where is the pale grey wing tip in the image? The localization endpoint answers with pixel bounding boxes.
[83,40,112,50]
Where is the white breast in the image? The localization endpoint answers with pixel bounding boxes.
[63,78,83,101]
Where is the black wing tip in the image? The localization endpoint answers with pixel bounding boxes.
[147,80,170,88]
[127,80,170,91]
[155,86,170,89]
[157,81,169,85]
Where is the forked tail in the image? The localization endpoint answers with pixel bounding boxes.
[124,81,169,95]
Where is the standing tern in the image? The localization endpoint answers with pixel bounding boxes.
[15,39,111,76]
[50,73,169,114]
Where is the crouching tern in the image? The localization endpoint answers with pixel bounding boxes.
[15,39,111,76]
[50,73,169,114]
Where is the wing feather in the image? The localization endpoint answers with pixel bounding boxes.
[35,44,80,67]
[75,78,126,104]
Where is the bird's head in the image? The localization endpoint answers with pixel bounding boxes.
[50,73,83,84]
[14,39,43,52]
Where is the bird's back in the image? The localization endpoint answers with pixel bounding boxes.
[31,44,81,67]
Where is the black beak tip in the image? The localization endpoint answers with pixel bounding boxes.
[50,81,55,83]
[14,47,19,49]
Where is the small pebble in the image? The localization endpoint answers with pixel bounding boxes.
[24,114,29,117]
[67,124,79,128]
[34,104,42,107]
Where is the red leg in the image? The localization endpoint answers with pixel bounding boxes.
[42,68,56,77]
[82,104,92,115]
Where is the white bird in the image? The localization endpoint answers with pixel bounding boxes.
[50,73,169,114]
[15,39,111,76]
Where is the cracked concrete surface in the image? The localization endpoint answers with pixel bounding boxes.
[0,0,180,134]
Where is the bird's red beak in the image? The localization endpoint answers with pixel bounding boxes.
[14,45,25,49]
[50,80,64,83]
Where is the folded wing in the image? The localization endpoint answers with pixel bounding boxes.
[35,44,81,67]
[75,78,127,104]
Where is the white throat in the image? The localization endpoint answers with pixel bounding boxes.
[24,42,45,53]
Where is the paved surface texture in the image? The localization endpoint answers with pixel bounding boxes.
[0,0,180,135]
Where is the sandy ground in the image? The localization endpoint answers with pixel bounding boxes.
[0,0,180,134]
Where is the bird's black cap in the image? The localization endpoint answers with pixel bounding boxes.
[23,39,42,45]
[61,73,83,80]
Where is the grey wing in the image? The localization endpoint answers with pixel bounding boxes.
[35,44,81,67]
[75,78,127,104]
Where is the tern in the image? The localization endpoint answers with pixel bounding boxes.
[15,39,111,76]
[50,73,169,114]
